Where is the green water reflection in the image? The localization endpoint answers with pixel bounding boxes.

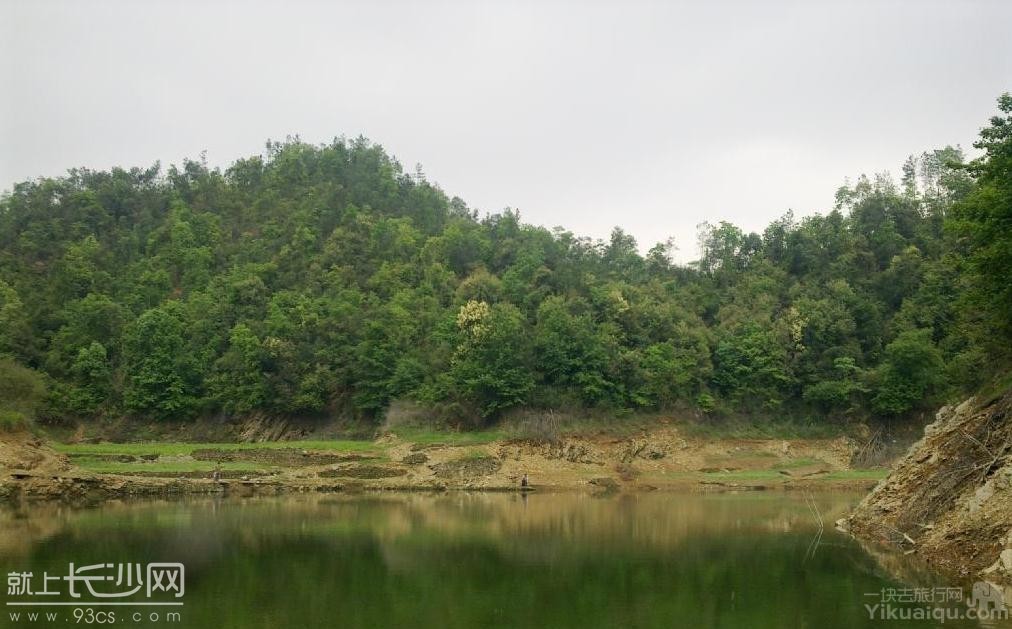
[0,492,1004,628]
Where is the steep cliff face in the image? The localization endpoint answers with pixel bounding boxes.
[848,390,1012,582]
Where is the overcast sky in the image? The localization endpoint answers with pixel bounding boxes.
[2,1,1010,261]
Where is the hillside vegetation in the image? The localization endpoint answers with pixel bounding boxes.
[1,96,1009,429]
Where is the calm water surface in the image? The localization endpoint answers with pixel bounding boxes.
[1,491,1007,628]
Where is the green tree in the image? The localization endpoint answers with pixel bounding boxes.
[949,93,1012,345]
[208,324,268,414]
[712,323,793,410]
[46,293,128,377]
[0,280,31,360]
[871,329,944,416]
[533,296,614,405]
[448,301,534,419]
[66,341,113,414]
[802,357,867,413]
[122,306,202,418]
[0,117,1004,428]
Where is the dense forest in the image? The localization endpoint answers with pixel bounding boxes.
[1,96,1009,429]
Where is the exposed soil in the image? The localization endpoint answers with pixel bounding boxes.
[73,453,139,463]
[190,448,377,466]
[50,412,377,445]
[431,456,502,480]
[847,390,1012,588]
[319,465,408,479]
[0,430,72,475]
[1,424,885,505]
[125,470,277,479]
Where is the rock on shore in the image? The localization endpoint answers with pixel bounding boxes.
[848,389,1012,584]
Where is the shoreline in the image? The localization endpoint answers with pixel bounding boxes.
[1,425,886,504]
[846,392,1012,588]
[1,470,884,505]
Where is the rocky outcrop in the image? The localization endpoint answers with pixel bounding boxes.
[848,390,1012,583]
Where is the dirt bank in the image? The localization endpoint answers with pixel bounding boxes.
[0,429,81,501]
[0,425,884,504]
[847,389,1012,585]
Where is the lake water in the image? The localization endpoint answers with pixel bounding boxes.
[1,491,1008,628]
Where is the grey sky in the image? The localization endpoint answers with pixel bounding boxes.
[2,1,1010,261]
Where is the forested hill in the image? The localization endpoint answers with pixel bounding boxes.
[1,96,1009,428]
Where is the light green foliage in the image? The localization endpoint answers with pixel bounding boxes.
[637,335,711,408]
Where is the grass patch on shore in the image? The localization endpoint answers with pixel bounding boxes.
[53,440,381,457]
[702,470,785,482]
[457,448,495,461]
[393,428,505,446]
[822,469,888,481]
[698,468,888,482]
[772,457,821,469]
[676,418,850,440]
[73,458,268,474]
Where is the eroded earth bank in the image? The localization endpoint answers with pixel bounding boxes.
[847,389,1012,589]
[0,424,879,503]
